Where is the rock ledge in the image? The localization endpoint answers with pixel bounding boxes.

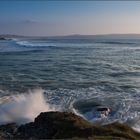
[0,111,140,140]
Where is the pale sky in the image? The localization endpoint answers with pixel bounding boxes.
[0,1,140,36]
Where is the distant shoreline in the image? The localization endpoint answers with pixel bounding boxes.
[1,33,140,39]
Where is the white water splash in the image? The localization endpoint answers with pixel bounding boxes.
[0,89,56,125]
[15,40,56,47]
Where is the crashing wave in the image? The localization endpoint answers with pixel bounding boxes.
[0,89,57,124]
[15,40,56,47]
[72,98,140,132]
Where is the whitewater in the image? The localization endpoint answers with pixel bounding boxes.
[0,37,140,132]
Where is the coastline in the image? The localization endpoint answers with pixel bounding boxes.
[0,36,140,139]
[0,111,140,140]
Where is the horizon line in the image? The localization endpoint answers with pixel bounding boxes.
[2,33,140,37]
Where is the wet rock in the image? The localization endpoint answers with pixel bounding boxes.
[17,112,93,139]
[96,107,111,116]
[16,111,140,139]
[0,123,18,139]
[0,37,6,40]
[0,111,140,140]
[96,107,110,112]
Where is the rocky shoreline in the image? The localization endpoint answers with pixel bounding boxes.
[0,111,140,140]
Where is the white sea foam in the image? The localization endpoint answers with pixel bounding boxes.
[11,38,19,41]
[16,40,56,47]
[72,97,140,132]
[0,89,56,125]
[73,108,140,132]
[15,40,94,48]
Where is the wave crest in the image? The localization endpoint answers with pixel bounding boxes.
[0,89,56,125]
[15,40,56,47]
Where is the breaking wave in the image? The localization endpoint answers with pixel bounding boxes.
[72,97,140,132]
[15,40,56,47]
[14,40,94,48]
[99,41,136,45]
[0,87,140,132]
[0,89,57,125]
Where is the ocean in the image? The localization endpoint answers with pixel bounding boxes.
[0,37,140,131]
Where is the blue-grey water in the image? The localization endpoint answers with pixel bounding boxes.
[0,37,140,131]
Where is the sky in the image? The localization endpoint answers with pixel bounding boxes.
[0,1,140,36]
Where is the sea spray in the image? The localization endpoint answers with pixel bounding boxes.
[0,89,56,125]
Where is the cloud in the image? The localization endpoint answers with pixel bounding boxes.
[20,20,39,24]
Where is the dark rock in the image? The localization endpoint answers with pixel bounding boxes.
[17,112,93,139]
[96,107,111,116]
[96,107,110,112]
[16,111,140,140]
[0,123,18,139]
[0,37,6,40]
[0,111,140,139]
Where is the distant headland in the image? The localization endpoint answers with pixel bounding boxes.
[1,34,140,40]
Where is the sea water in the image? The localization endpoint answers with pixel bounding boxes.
[0,37,140,131]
